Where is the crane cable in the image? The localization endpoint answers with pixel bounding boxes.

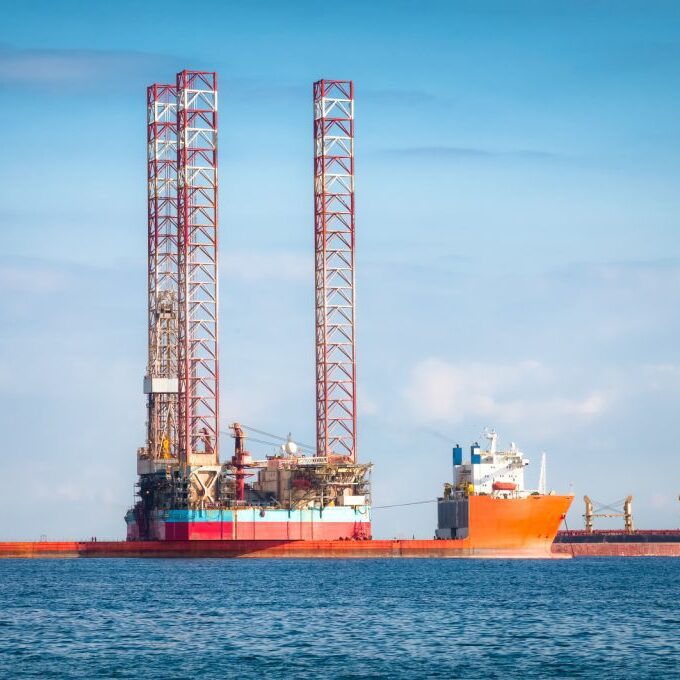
[591,498,627,514]
[241,424,316,452]
[219,423,316,452]
[218,431,285,451]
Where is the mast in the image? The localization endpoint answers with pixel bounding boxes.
[538,453,547,495]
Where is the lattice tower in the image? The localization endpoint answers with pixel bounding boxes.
[146,83,179,460]
[313,80,357,461]
[177,71,220,464]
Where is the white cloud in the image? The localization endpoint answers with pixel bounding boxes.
[402,358,607,429]
[0,47,175,90]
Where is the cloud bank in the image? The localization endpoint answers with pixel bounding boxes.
[402,358,607,431]
[0,46,179,92]
[378,145,567,162]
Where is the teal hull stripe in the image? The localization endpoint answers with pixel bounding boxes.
[164,507,371,523]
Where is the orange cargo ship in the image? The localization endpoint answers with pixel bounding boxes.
[432,430,573,555]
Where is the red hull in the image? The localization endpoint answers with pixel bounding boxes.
[164,521,365,541]
[0,539,568,559]
[552,543,680,557]
[3,536,679,559]
[553,530,680,556]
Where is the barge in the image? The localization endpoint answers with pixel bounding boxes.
[552,530,680,557]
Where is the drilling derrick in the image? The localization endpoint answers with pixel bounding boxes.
[145,83,179,461]
[314,80,357,461]
[177,71,220,467]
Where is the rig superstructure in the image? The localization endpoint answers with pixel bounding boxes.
[126,73,371,541]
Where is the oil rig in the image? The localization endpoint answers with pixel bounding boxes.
[126,72,371,541]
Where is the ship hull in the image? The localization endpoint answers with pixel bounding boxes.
[0,539,571,559]
[127,506,372,542]
[552,529,680,557]
[433,494,574,556]
[461,494,573,554]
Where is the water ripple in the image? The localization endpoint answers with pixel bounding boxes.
[0,558,678,678]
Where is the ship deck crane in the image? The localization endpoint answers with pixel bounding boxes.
[584,495,634,533]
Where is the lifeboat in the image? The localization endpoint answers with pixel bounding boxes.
[492,481,517,491]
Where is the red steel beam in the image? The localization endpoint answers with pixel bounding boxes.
[313,79,357,461]
[146,83,179,460]
[177,71,220,464]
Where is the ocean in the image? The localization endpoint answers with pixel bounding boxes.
[0,558,678,678]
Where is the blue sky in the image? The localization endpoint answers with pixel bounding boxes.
[1,0,680,539]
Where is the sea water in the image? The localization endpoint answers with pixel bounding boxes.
[0,558,678,678]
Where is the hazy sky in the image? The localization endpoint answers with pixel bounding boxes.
[1,0,680,539]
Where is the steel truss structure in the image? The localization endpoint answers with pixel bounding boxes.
[313,80,357,461]
[177,71,220,464]
[146,83,179,460]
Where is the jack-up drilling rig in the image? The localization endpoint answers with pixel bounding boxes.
[126,75,371,541]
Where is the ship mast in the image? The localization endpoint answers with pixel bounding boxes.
[538,453,547,495]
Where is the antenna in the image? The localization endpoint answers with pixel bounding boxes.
[483,428,498,454]
[538,452,547,495]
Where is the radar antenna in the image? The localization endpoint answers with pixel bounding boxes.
[483,428,498,455]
